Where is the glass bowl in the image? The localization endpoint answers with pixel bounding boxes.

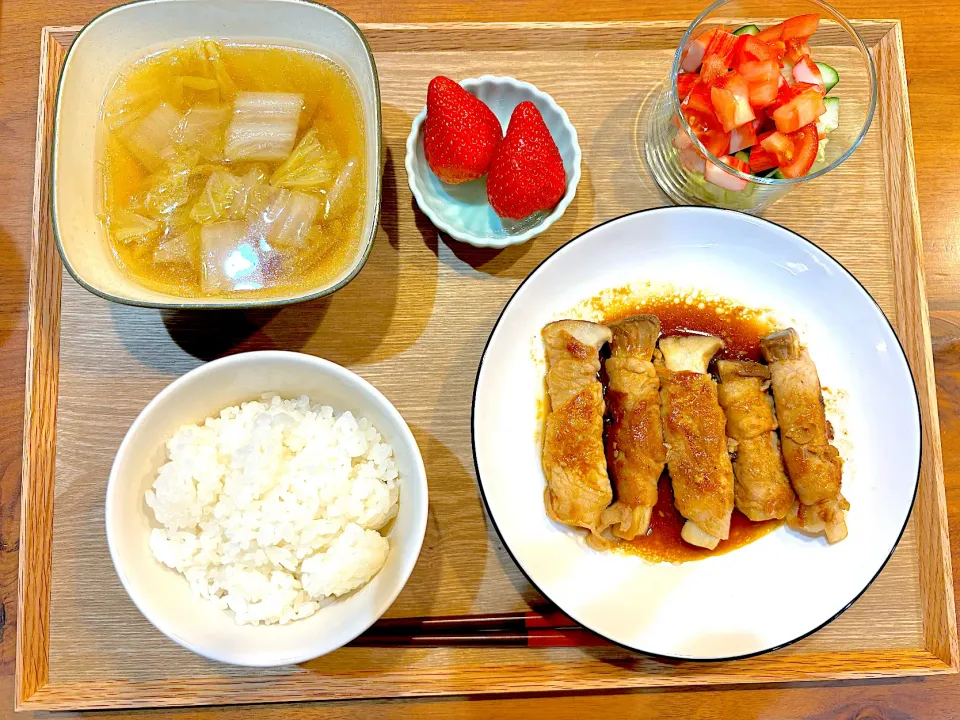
[644,0,877,213]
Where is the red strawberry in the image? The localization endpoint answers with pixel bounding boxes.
[486,101,566,220]
[423,76,503,184]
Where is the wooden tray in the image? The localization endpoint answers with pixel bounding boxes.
[17,20,959,712]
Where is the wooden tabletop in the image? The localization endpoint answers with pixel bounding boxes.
[2,0,959,717]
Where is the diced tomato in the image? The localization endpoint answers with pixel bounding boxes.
[768,81,813,111]
[784,37,812,64]
[761,131,796,165]
[677,72,700,100]
[749,142,779,173]
[738,59,780,84]
[772,83,826,133]
[748,77,780,108]
[700,53,728,83]
[729,121,758,152]
[791,56,824,90]
[777,124,819,178]
[683,82,716,117]
[683,109,731,156]
[700,129,731,157]
[711,72,755,132]
[781,14,820,40]
[734,35,778,67]
[762,76,791,113]
[739,60,781,108]
[705,155,750,191]
[766,39,787,61]
[682,29,716,72]
[678,147,707,173]
[704,29,739,67]
[733,56,775,109]
[756,124,819,178]
[756,23,782,43]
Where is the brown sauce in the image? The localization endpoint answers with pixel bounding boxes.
[601,293,782,563]
[600,291,772,362]
[623,476,780,563]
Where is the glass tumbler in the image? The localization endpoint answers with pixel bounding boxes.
[645,0,877,213]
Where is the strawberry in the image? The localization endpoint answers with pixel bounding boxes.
[423,76,503,184]
[486,101,566,220]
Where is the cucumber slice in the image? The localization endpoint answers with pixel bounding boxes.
[734,150,751,164]
[769,169,786,180]
[733,24,761,36]
[816,62,839,92]
[816,137,830,164]
[817,97,840,135]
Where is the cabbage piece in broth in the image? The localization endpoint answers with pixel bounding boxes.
[118,103,182,171]
[99,41,366,297]
[224,93,303,162]
[325,158,359,218]
[155,226,201,266]
[191,170,242,224]
[176,105,230,161]
[108,209,162,246]
[258,190,321,248]
[270,129,340,191]
[201,221,263,292]
[229,166,270,221]
[142,152,204,218]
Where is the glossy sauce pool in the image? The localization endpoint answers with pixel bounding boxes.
[601,293,782,563]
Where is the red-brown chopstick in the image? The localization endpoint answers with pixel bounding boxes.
[351,628,609,648]
[346,609,608,648]
[368,609,578,634]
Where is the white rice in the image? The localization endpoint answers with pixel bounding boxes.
[145,395,399,626]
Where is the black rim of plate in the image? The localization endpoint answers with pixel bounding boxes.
[470,205,923,662]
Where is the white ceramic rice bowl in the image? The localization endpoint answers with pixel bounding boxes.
[106,351,428,666]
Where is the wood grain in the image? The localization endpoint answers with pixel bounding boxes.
[875,23,960,671]
[2,1,960,719]
[11,20,954,711]
[14,29,66,709]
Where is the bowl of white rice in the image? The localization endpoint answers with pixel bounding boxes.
[105,350,428,666]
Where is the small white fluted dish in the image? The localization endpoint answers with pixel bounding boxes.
[405,75,581,248]
[105,351,428,667]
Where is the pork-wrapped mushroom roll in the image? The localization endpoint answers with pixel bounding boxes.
[716,359,796,521]
[541,320,613,537]
[655,335,734,550]
[599,315,666,540]
[760,328,848,543]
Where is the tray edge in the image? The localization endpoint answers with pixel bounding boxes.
[875,22,960,672]
[16,18,956,711]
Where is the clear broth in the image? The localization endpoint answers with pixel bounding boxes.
[98,40,367,298]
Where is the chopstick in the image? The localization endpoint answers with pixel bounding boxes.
[369,608,578,633]
[348,609,611,648]
[352,629,609,648]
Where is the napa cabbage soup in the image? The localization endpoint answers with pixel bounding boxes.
[97,40,367,298]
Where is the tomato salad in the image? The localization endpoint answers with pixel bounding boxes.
[672,14,841,191]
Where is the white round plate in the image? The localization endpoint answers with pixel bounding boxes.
[472,206,920,660]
